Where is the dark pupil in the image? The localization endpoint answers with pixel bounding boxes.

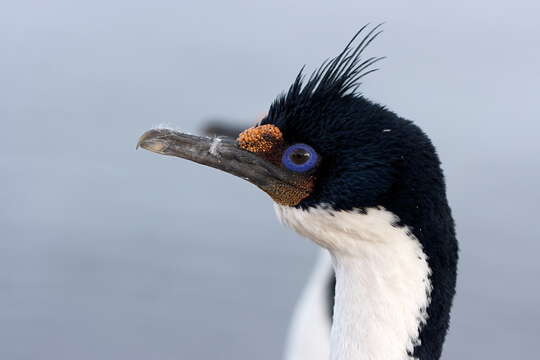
[290,149,310,165]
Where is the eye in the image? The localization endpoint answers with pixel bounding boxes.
[282,143,319,172]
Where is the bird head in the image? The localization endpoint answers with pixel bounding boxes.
[137,24,451,242]
[137,26,416,210]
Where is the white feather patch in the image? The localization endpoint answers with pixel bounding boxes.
[275,204,432,360]
[209,137,222,157]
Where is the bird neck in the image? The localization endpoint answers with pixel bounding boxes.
[331,247,430,360]
[275,205,433,360]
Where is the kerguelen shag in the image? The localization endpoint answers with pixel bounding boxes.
[138,25,459,360]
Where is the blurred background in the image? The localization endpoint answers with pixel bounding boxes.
[1,1,539,359]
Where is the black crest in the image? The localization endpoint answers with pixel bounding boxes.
[269,24,384,119]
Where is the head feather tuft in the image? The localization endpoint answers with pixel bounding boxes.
[269,24,385,118]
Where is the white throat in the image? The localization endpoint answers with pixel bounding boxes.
[275,205,432,360]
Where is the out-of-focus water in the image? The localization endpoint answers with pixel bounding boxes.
[1,1,539,359]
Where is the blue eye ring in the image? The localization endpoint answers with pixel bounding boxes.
[281,143,319,173]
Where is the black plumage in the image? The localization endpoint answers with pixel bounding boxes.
[261,26,458,359]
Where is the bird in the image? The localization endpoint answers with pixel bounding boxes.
[137,25,458,360]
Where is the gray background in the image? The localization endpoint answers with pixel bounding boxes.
[1,1,539,359]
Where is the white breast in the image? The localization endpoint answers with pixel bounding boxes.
[275,204,432,360]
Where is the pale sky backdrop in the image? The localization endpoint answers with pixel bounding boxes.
[1,1,539,359]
